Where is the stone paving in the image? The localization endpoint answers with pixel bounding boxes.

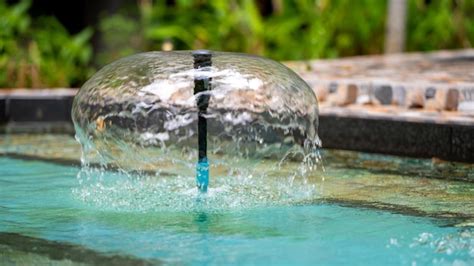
[286,49,474,120]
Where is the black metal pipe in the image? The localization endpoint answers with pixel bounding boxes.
[193,50,212,192]
[192,50,212,161]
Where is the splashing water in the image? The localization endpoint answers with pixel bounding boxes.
[385,229,474,265]
[72,51,322,211]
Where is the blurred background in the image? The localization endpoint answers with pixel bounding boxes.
[0,0,473,88]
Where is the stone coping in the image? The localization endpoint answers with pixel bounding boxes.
[320,105,473,126]
[287,49,474,113]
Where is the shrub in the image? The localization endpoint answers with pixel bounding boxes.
[0,0,93,88]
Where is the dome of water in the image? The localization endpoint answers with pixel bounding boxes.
[72,50,321,210]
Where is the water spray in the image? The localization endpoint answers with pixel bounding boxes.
[72,50,320,198]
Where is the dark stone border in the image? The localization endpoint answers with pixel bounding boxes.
[0,95,6,123]
[8,97,73,122]
[319,114,474,163]
[0,90,75,124]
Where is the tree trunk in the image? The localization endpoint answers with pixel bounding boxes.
[385,0,407,54]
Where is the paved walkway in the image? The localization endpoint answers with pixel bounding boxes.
[287,49,474,121]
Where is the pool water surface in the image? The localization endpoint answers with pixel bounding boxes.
[1,157,473,265]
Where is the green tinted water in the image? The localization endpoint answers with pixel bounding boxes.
[0,157,472,265]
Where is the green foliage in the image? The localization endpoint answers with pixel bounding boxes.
[0,0,93,88]
[98,0,387,63]
[97,11,143,66]
[407,0,474,51]
[100,0,473,63]
[1,0,473,88]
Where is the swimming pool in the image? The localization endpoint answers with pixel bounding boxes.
[1,134,473,265]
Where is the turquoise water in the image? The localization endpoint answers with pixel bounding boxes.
[0,157,473,265]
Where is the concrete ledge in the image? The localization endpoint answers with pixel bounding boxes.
[0,96,6,123]
[319,113,473,162]
[0,89,76,124]
[452,126,474,163]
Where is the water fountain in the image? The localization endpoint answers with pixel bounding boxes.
[72,50,321,209]
[2,49,473,265]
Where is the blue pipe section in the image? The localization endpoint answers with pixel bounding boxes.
[196,158,209,192]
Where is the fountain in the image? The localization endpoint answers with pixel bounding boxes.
[72,50,321,206]
[2,51,473,266]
